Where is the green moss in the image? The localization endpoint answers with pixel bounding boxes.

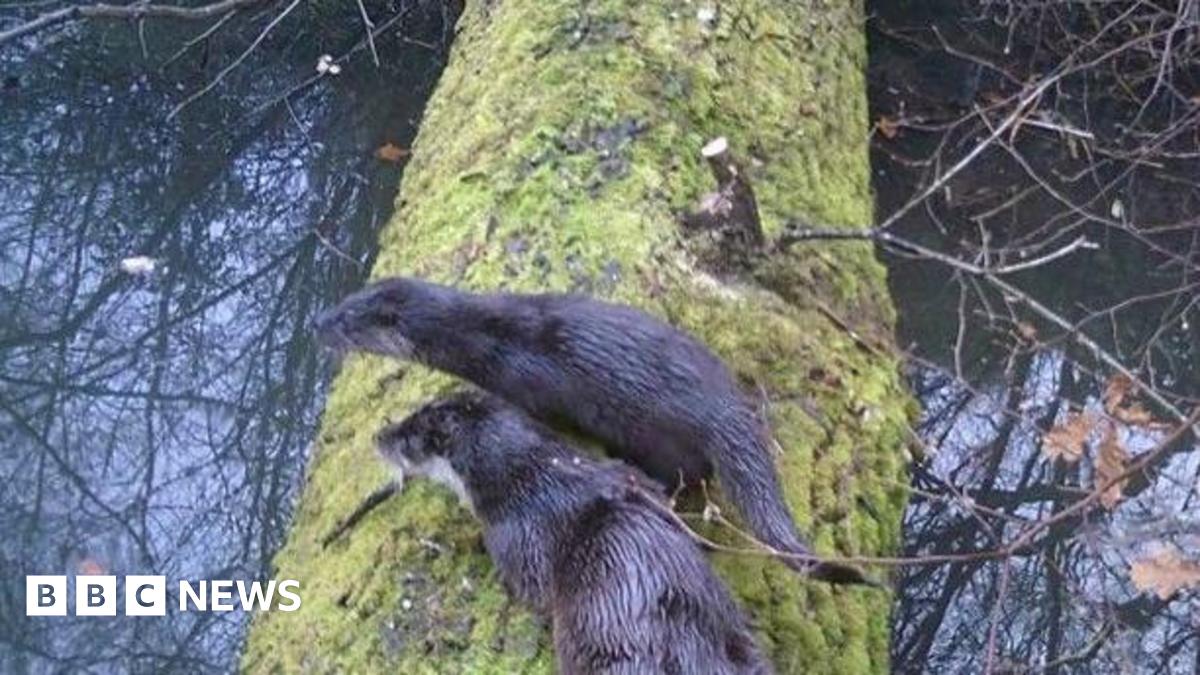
[243,0,910,672]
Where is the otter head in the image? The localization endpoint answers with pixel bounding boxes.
[315,277,454,360]
[373,392,495,512]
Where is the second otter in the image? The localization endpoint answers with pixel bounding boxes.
[376,392,771,675]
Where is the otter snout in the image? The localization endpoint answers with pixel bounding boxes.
[313,297,417,359]
[314,306,352,350]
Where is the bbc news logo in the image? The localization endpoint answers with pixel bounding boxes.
[26,576,301,616]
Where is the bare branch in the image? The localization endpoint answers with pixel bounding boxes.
[354,0,380,68]
[0,0,268,47]
[166,0,302,120]
[989,236,1098,274]
[780,223,1196,433]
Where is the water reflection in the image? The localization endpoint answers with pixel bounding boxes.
[869,2,1200,672]
[0,4,448,671]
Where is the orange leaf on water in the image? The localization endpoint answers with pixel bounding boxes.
[1113,402,1154,426]
[375,142,410,163]
[1101,373,1165,428]
[877,116,900,139]
[1103,374,1134,415]
[1042,412,1094,463]
[1130,547,1200,599]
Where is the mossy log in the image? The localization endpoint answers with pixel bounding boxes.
[243,0,911,672]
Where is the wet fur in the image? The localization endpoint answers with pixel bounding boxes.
[376,393,771,675]
[321,276,872,585]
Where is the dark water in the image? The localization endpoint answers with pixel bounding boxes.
[869,2,1199,673]
[0,3,449,672]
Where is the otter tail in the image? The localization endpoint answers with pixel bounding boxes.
[710,424,881,588]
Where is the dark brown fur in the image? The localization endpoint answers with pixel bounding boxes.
[376,392,771,675]
[319,276,874,585]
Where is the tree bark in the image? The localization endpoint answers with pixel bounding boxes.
[242,0,911,672]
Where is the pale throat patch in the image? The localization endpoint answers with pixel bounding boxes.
[406,456,475,514]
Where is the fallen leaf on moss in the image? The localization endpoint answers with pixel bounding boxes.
[1130,547,1200,599]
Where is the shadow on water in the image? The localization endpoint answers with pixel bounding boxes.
[0,2,452,671]
[868,2,1199,674]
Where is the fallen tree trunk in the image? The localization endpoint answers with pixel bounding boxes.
[243,0,910,672]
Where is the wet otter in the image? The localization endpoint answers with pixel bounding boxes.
[376,392,771,675]
[319,276,872,585]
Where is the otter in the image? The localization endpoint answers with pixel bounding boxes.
[318,276,872,586]
[376,392,771,675]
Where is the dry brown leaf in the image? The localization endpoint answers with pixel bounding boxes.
[1130,547,1200,600]
[374,142,410,163]
[1095,426,1129,509]
[1103,373,1134,415]
[1042,412,1093,463]
[1101,373,1166,428]
[1113,401,1153,426]
[877,116,900,139]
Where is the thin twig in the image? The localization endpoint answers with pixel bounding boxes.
[983,560,1012,674]
[780,224,1196,434]
[354,0,379,67]
[242,2,418,119]
[320,481,399,548]
[166,0,301,121]
[313,229,365,270]
[990,236,1097,274]
[659,408,1199,569]
[0,0,266,46]
[158,9,238,70]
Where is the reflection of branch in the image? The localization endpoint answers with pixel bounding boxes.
[982,560,1011,674]
[1033,621,1115,673]
[0,0,268,46]
[313,229,365,270]
[780,224,1195,433]
[240,2,419,121]
[0,397,155,563]
[158,9,238,70]
[166,0,302,121]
